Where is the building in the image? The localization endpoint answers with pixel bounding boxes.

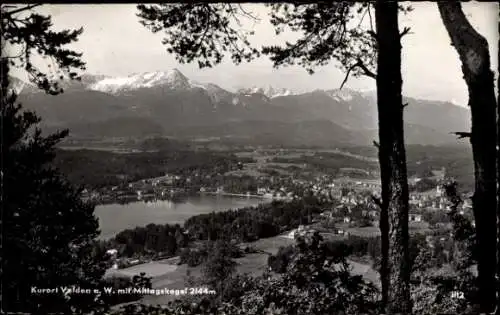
[263,192,273,199]
[106,249,118,257]
[462,198,472,209]
[284,230,296,239]
[257,187,267,195]
[409,213,422,222]
[436,185,442,197]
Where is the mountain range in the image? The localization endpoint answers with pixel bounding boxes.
[13,69,471,147]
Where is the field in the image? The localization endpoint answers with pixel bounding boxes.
[230,151,308,177]
[335,221,431,238]
[231,149,379,179]
[118,230,379,306]
[136,253,272,305]
[105,262,178,279]
[241,234,296,255]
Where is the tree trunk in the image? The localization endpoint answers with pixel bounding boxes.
[374,1,411,314]
[497,15,500,313]
[438,2,498,313]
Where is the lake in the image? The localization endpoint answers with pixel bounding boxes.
[95,194,265,239]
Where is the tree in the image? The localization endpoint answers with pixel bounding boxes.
[498,15,500,313]
[175,227,188,248]
[372,2,412,312]
[437,3,498,313]
[137,3,413,312]
[1,5,108,313]
[111,232,379,315]
[1,60,107,313]
[411,181,480,314]
[411,177,437,192]
[201,240,238,304]
[268,245,296,273]
[1,4,86,94]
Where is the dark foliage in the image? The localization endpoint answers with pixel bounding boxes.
[410,177,438,193]
[422,210,451,227]
[111,233,380,315]
[2,61,106,313]
[411,181,480,314]
[263,3,376,76]
[184,198,326,242]
[52,148,241,189]
[201,240,239,297]
[112,223,186,259]
[179,246,209,267]
[136,3,380,79]
[269,235,382,274]
[100,273,152,306]
[2,4,85,94]
[180,240,243,268]
[137,4,260,68]
[268,245,295,273]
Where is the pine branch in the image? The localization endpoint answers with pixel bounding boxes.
[357,58,377,79]
[451,132,472,139]
[399,27,412,38]
[236,4,260,21]
[3,4,42,17]
[339,58,376,89]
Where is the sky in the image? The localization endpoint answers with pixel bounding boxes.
[6,2,499,106]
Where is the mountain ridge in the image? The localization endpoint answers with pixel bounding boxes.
[12,69,470,147]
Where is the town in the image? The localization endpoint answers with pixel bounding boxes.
[5,1,496,314]
[89,149,474,291]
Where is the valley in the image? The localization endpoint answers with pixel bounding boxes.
[13,68,476,310]
[14,69,470,147]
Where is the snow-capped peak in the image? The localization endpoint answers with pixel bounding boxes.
[268,86,293,98]
[189,81,232,105]
[322,88,356,102]
[89,69,191,94]
[237,85,295,98]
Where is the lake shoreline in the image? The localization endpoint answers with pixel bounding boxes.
[200,191,293,201]
[96,195,266,240]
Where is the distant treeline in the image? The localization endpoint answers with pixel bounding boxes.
[184,198,326,242]
[104,198,328,260]
[112,223,188,259]
[51,149,249,189]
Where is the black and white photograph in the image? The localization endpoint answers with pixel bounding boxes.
[1,2,499,314]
